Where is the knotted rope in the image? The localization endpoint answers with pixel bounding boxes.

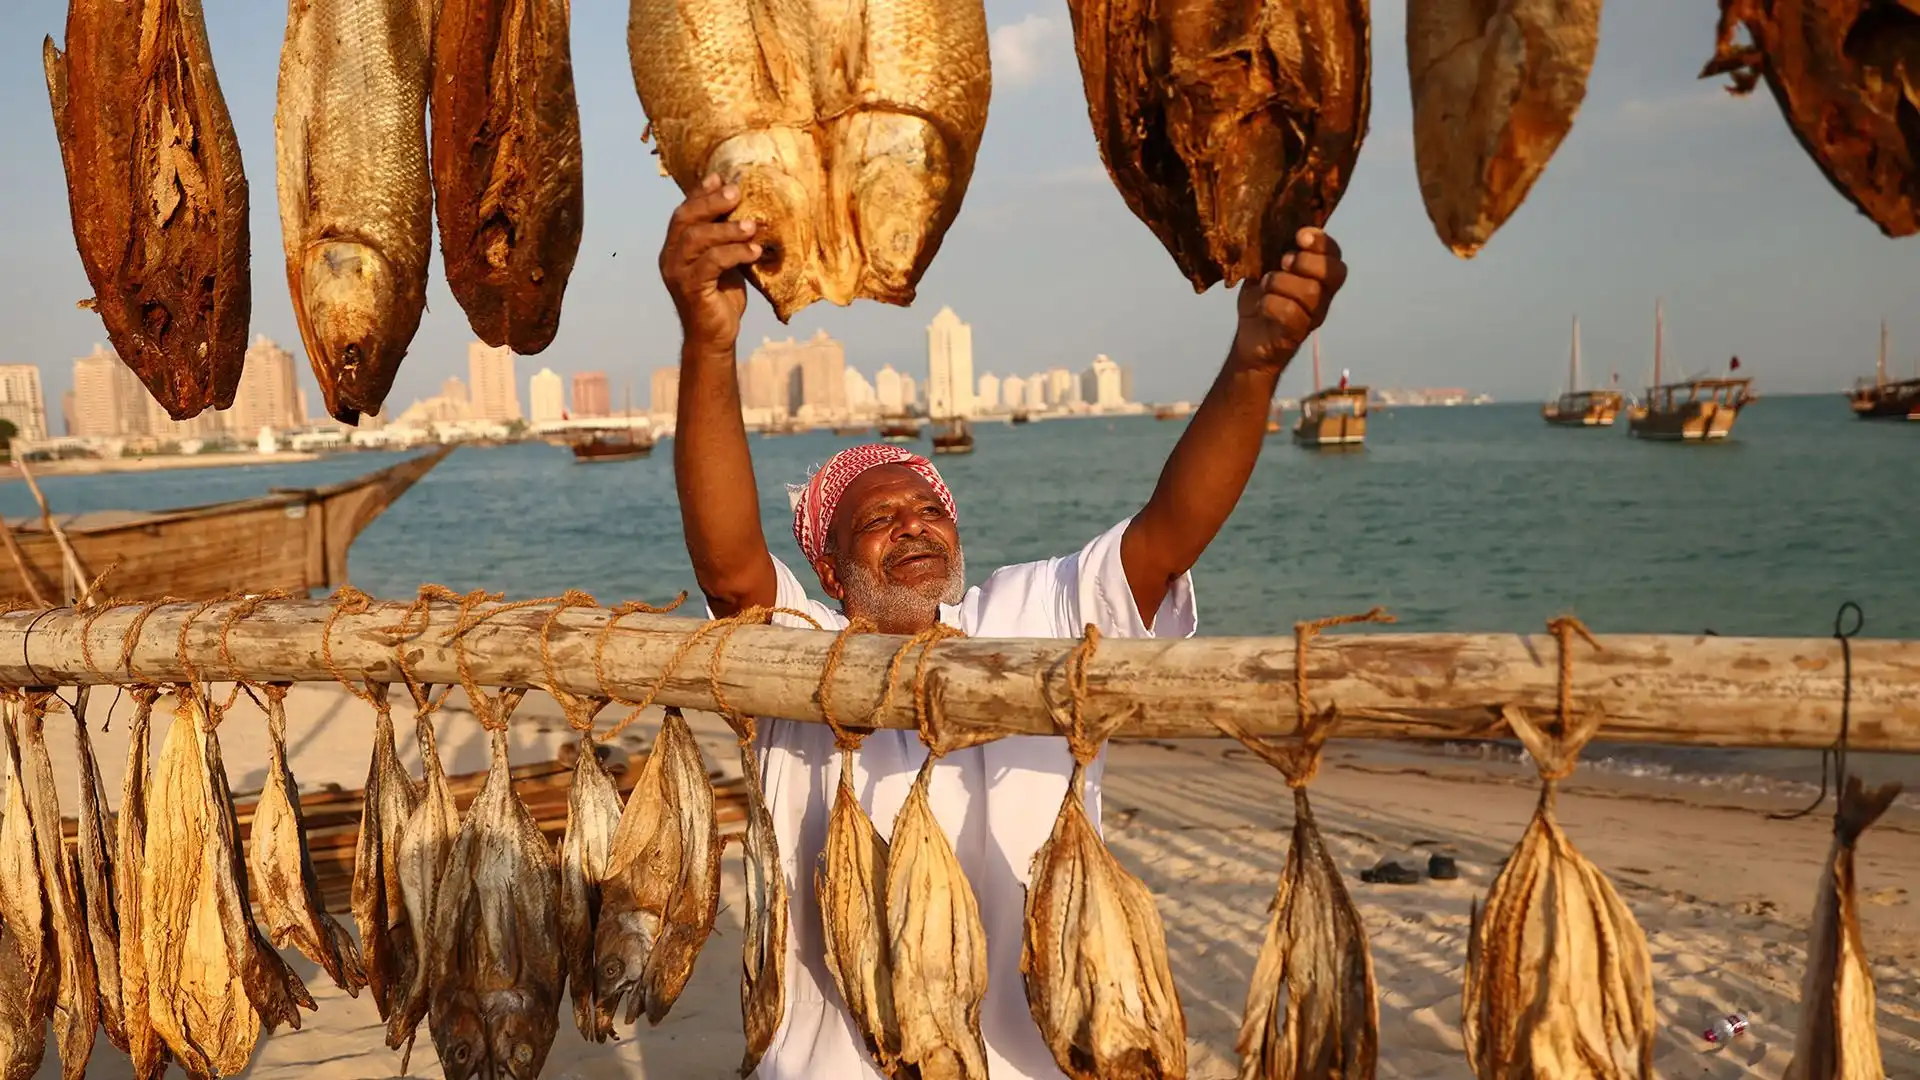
[1209,607,1396,788]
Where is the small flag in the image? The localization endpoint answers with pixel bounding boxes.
[1730,356,1742,371]
[1339,367,1350,390]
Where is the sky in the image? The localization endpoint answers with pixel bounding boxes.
[4,1,1919,418]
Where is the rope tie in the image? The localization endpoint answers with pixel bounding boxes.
[816,618,878,750]
[263,681,291,742]
[80,599,141,677]
[217,590,295,709]
[591,594,692,706]
[1062,624,1103,765]
[322,587,382,707]
[1771,601,1864,822]
[541,590,610,734]
[600,605,821,741]
[1501,614,1603,785]
[1211,607,1396,788]
[118,597,184,680]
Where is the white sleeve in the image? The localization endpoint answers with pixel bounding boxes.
[1072,516,1198,639]
[702,555,846,632]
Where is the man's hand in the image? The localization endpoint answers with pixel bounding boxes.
[1231,227,1349,372]
[659,174,762,356]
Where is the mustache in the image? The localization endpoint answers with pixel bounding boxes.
[884,536,950,569]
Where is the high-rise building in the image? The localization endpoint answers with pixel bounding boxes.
[899,374,917,410]
[926,306,973,420]
[874,365,903,412]
[1083,354,1124,409]
[144,389,225,442]
[976,372,1000,412]
[572,371,611,417]
[650,366,680,417]
[70,344,149,438]
[844,367,876,412]
[739,329,846,417]
[1001,375,1027,411]
[529,367,566,422]
[228,335,302,436]
[1047,367,1076,407]
[0,365,49,442]
[468,342,521,421]
[1120,365,1134,405]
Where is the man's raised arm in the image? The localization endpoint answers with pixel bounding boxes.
[662,176,777,616]
[1120,228,1349,620]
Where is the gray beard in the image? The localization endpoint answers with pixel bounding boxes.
[837,547,966,627]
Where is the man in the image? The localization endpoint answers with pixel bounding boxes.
[662,174,1348,1079]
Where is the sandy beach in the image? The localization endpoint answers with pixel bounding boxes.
[19,684,1920,1079]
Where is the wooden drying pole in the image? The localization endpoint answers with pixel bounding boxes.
[0,598,1915,752]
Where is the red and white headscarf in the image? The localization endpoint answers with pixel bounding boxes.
[787,444,957,565]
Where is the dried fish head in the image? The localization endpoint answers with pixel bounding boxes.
[250,688,368,997]
[887,757,990,1080]
[1784,776,1902,1080]
[737,735,788,1076]
[1461,788,1653,1079]
[0,705,53,1080]
[1063,0,1371,289]
[817,755,899,1072]
[488,987,560,1079]
[592,906,658,1026]
[1702,0,1920,237]
[559,734,625,1041]
[1022,762,1186,1080]
[1236,786,1377,1080]
[430,980,490,1080]
[1407,0,1603,256]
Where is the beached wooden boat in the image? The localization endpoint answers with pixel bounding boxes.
[931,416,975,455]
[1627,301,1752,442]
[1543,315,1623,427]
[1848,320,1920,420]
[0,446,450,604]
[1293,336,1367,447]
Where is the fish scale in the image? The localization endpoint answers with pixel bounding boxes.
[276,0,435,424]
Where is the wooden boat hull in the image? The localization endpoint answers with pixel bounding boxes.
[1850,381,1920,419]
[1,446,450,604]
[1543,391,1622,427]
[1292,415,1366,446]
[931,439,975,455]
[1627,402,1742,441]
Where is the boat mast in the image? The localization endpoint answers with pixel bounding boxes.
[1569,314,1581,394]
[1878,319,1888,388]
[1653,298,1664,390]
[1312,333,1322,393]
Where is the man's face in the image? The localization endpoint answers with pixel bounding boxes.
[812,464,965,632]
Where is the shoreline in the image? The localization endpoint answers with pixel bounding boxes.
[3,450,325,479]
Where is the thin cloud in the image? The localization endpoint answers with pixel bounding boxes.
[1035,163,1108,186]
[1604,85,1763,138]
[991,14,1069,89]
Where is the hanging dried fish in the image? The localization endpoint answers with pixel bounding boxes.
[1406,0,1603,257]
[42,0,251,420]
[1022,754,1187,1079]
[248,684,368,996]
[388,683,460,1054]
[1701,1,1920,238]
[818,738,901,1073]
[1063,0,1370,289]
[144,687,299,1068]
[425,715,563,1080]
[558,730,624,1042]
[352,686,420,1020]
[18,693,100,1080]
[1462,627,1653,1079]
[595,708,720,1028]
[887,743,990,1080]
[1212,709,1377,1079]
[115,689,166,1080]
[1785,775,1903,1080]
[431,0,585,353]
[69,688,126,1052]
[0,698,54,1080]
[275,0,438,422]
[732,719,787,1076]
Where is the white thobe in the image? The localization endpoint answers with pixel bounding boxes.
[721,517,1199,1080]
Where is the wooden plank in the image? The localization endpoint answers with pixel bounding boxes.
[3,599,1918,752]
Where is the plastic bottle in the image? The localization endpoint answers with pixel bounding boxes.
[1702,1013,1750,1045]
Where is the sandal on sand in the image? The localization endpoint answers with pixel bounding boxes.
[1359,859,1421,885]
